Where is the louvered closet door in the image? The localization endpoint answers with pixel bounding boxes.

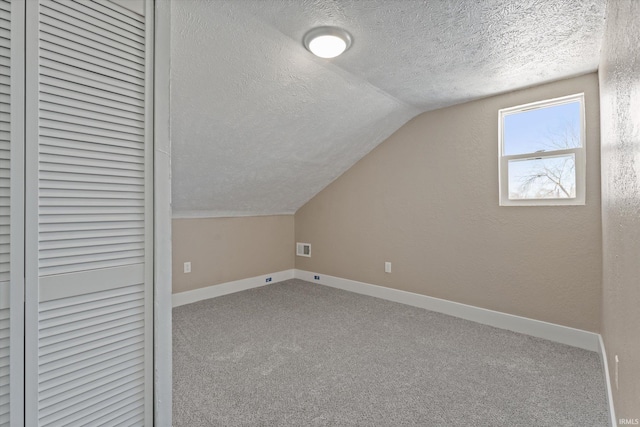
[25,1,153,425]
[0,0,24,426]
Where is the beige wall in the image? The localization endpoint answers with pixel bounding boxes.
[296,73,602,332]
[599,0,640,421]
[172,215,294,293]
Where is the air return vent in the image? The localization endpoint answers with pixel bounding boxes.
[296,243,311,257]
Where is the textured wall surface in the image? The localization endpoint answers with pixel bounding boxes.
[172,216,294,293]
[170,0,606,216]
[296,74,602,332]
[599,0,640,421]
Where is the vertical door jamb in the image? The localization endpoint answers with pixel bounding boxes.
[8,0,25,424]
[23,0,39,424]
[143,0,155,424]
[153,0,172,425]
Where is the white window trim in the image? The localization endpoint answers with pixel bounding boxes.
[498,93,586,206]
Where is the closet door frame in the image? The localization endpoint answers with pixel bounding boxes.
[22,2,36,416]
[8,0,25,425]
[24,0,156,424]
[144,0,155,420]
[152,0,172,424]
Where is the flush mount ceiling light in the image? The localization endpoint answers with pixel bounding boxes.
[303,26,352,59]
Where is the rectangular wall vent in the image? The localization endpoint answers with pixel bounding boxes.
[296,242,311,257]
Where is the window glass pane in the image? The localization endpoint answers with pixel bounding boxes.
[508,154,576,200]
[503,101,581,156]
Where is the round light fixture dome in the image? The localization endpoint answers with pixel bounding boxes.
[303,26,352,59]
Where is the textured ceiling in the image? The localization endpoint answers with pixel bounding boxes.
[171,0,606,217]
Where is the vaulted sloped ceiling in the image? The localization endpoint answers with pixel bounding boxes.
[171,0,606,217]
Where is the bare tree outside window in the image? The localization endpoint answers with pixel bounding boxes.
[508,118,580,200]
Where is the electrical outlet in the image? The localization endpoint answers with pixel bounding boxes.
[314,275,320,280]
[265,277,272,283]
[385,262,392,273]
[615,355,619,390]
[183,262,191,274]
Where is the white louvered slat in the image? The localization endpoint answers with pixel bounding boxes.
[95,400,145,427]
[40,313,144,351]
[41,65,144,102]
[47,0,144,40]
[39,253,145,277]
[40,92,145,122]
[37,284,146,425]
[73,397,145,427]
[39,326,144,366]
[41,28,145,68]
[40,124,144,149]
[39,214,143,225]
[40,197,144,207]
[41,137,144,160]
[27,1,151,425]
[39,161,144,178]
[40,379,144,425]
[0,0,12,424]
[40,102,145,129]
[94,0,145,21]
[40,170,144,186]
[40,129,144,153]
[43,383,144,427]
[39,2,144,50]
[37,18,143,65]
[40,241,144,259]
[39,221,144,234]
[39,350,143,396]
[40,227,144,242]
[40,109,145,136]
[40,236,144,255]
[39,75,145,109]
[79,0,144,27]
[40,318,144,357]
[39,363,144,412]
[40,40,145,80]
[40,63,144,100]
[40,152,144,171]
[40,85,144,115]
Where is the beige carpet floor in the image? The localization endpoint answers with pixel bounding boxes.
[173,279,608,426]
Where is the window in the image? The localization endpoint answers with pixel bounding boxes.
[499,93,586,206]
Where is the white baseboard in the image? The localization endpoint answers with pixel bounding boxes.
[294,269,600,352]
[172,269,295,307]
[598,335,618,427]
